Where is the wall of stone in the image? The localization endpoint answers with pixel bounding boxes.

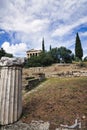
[23,64,87,78]
[50,70,87,78]
[25,73,45,91]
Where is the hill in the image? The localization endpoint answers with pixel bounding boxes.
[21,64,87,129]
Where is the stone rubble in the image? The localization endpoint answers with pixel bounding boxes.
[0,57,25,66]
[0,120,50,130]
[0,120,81,130]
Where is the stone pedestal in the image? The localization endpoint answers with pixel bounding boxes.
[0,57,24,125]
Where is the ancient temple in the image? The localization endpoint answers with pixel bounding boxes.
[26,49,41,59]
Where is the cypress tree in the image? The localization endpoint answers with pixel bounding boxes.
[42,38,45,52]
[50,45,52,51]
[75,33,83,60]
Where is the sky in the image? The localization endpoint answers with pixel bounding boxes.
[0,0,87,57]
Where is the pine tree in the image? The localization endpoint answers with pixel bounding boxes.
[42,38,45,52]
[75,33,83,60]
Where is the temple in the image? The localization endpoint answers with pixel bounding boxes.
[26,49,41,59]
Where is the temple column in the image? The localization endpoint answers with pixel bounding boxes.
[0,57,24,125]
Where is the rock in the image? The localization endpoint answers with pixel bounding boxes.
[0,120,50,130]
[30,120,50,130]
[55,128,73,130]
[0,121,32,130]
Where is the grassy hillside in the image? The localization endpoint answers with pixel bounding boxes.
[21,77,87,129]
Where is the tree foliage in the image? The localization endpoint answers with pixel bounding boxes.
[75,33,83,60]
[5,53,13,58]
[42,38,45,52]
[84,56,87,62]
[49,48,59,63]
[49,45,52,51]
[58,47,73,63]
[0,48,6,59]
[0,48,13,59]
[25,46,74,67]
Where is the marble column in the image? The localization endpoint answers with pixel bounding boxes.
[0,57,24,125]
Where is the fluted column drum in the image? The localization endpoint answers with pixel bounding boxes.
[0,66,22,125]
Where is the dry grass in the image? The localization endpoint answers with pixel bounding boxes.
[21,76,87,129]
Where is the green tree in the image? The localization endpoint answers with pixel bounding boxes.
[84,56,87,62]
[0,48,6,59]
[42,38,45,52]
[40,52,53,66]
[24,46,74,68]
[49,45,52,51]
[25,52,54,67]
[58,47,73,63]
[75,33,83,60]
[5,53,13,58]
[0,48,13,59]
[49,48,59,63]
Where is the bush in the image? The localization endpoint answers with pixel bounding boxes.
[84,56,87,62]
[77,62,86,67]
[24,47,74,68]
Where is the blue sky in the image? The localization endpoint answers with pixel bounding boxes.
[0,0,87,57]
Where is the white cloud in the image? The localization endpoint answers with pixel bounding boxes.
[0,30,5,34]
[1,42,28,57]
[1,18,49,33]
[0,0,86,35]
[0,0,86,33]
[80,32,87,37]
[52,16,87,37]
[0,0,87,57]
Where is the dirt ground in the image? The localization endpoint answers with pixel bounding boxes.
[21,63,87,130]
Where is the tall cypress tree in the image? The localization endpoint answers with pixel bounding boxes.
[75,33,83,60]
[42,38,45,52]
[49,45,52,51]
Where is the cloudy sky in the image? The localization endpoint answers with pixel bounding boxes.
[0,0,87,57]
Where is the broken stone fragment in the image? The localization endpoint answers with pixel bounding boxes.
[0,57,25,66]
[0,57,23,125]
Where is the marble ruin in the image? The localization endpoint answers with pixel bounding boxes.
[0,57,24,125]
[26,49,41,59]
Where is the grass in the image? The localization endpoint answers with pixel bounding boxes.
[21,76,87,129]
